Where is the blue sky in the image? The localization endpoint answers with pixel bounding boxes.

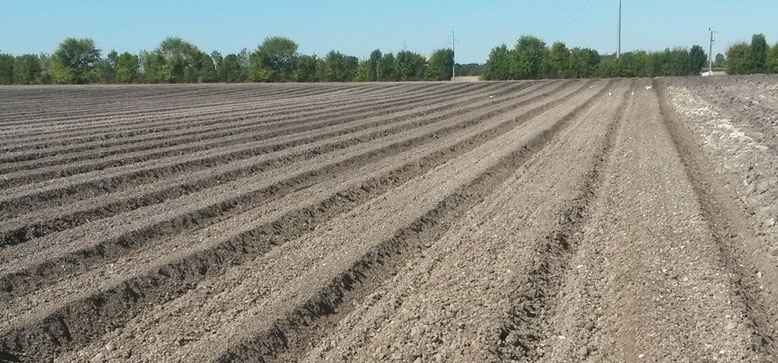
[1,1,776,63]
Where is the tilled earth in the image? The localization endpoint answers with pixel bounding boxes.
[0,78,777,362]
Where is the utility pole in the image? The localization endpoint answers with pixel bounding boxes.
[708,28,716,74]
[402,41,407,52]
[617,0,622,58]
[448,31,458,81]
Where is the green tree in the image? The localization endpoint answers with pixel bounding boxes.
[37,53,53,84]
[294,54,320,82]
[95,50,118,83]
[547,41,570,78]
[750,33,768,72]
[767,44,778,73]
[237,48,251,81]
[426,48,454,81]
[48,60,71,84]
[141,50,166,83]
[482,44,513,80]
[379,52,396,81]
[354,59,372,82]
[115,52,140,83]
[568,48,600,78]
[250,36,298,82]
[395,50,426,81]
[52,37,101,83]
[726,42,751,75]
[614,51,646,77]
[211,51,224,81]
[597,56,618,78]
[13,54,42,84]
[514,35,547,79]
[198,52,217,82]
[0,54,14,84]
[714,53,726,67]
[156,37,201,82]
[221,54,243,82]
[320,51,358,82]
[689,45,707,74]
[355,49,383,82]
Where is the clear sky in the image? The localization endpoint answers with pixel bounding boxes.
[1,0,776,64]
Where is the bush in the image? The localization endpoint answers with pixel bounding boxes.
[727,42,752,75]
[767,44,778,73]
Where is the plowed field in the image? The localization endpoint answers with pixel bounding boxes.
[1,78,777,362]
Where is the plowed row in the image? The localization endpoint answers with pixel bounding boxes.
[1,79,777,362]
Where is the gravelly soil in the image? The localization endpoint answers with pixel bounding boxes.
[0,78,776,362]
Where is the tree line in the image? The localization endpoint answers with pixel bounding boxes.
[482,35,709,80]
[0,36,459,85]
[3,34,778,85]
[725,34,778,75]
[482,33,778,80]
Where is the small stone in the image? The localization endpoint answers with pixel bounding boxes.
[104,343,114,351]
[638,353,645,359]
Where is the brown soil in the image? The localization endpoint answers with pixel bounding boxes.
[0,77,776,362]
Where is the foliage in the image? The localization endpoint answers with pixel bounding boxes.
[221,53,244,82]
[750,34,768,72]
[13,54,42,84]
[427,48,454,81]
[379,53,396,81]
[514,35,547,79]
[767,44,778,73]
[141,51,166,83]
[567,48,600,78]
[156,37,201,82]
[482,44,513,80]
[294,54,321,82]
[689,45,707,74]
[115,52,140,83]
[198,52,218,82]
[95,50,118,83]
[455,63,483,76]
[250,36,298,82]
[395,51,426,81]
[726,42,751,75]
[714,53,726,67]
[0,54,14,84]
[546,42,570,78]
[320,51,358,82]
[52,37,101,84]
[10,33,778,85]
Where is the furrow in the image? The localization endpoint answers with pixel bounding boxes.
[0,83,431,153]
[0,81,604,361]
[0,83,490,179]
[0,82,543,222]
[656,79,778,358]
[493,82,632,361]
[0,83,376,130]
[200,80,614,363]
[0,80,574,296]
